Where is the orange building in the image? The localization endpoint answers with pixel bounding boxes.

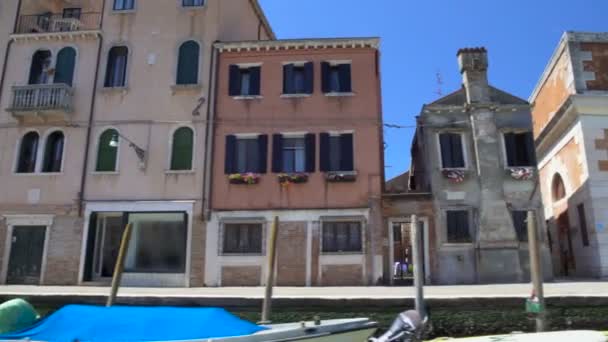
[206,38,385,286]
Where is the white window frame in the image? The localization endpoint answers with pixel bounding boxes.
[436,131,468,171]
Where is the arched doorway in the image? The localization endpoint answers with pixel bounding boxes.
[552,173,575,276]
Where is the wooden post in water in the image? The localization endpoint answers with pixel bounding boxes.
[410,215,425,318]
[107,223,133,307]
[527,210,546,332]
[260,216,279,324]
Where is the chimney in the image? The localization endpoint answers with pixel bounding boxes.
[457,47,490,104]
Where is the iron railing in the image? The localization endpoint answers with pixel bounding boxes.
[8,84,73,113]
[15,12,101,34]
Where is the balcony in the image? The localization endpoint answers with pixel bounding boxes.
[7,84,74,123]
[14,12,101,36]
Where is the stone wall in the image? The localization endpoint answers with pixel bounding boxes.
[320,265,363,286]
[44,216,83,285]
[221,266,261,287]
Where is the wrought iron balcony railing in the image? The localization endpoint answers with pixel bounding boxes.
[15,12,101,34]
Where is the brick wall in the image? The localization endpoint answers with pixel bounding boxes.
[581,42,608,91]
[321,264,363,286]
[189,220,205,287]
[221,266,261,286]
[44,216,83,285]
[310,222,320,286]
[276,221,307,286]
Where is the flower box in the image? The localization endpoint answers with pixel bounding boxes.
[508,167,535,181]
[442,169,466,184]
[278,173,309,185]
[325,171,357,183]
[228,173,260,185]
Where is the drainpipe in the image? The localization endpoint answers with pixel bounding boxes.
[201,41,219,221]
[0,0,23,106]
[78,0,106,217]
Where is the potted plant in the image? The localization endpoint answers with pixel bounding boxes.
[228,173,261,185]
[325,171,357,183]
[278,173,309,186]
[442,169,466,183]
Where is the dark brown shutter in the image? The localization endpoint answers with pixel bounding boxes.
[504,133,517,166]
[338,64,352,92]
[439,134,452,168]
[340,133,354,171]
[257,134,268,173]
[228,65,240,96]
[451,134,464,168]
[320,133,330,172]
[304,62,314,94]
[283,64,294,94]
[321,62,331,93]
[224,135,237,174]
[525,132,537,166]
[83,212,98,281]
[305,133,316,173]
[272,134,283,173]
[250,66,261,96]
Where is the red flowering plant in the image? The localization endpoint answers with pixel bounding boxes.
[278,173,309,186]
[228,173,261,185]
[442,169,466,184]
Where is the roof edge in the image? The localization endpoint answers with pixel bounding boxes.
[251,0,276,40]
[214,37,380,52]
[529,32,570,103]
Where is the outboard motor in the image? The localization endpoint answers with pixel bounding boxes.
[369,310,424,342]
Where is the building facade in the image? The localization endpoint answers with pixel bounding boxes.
[207,38,384,286]
[398,48,552,284]
[531,31,608,279]
[0,0,273,287]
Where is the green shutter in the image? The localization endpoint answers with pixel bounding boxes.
[171,127,194,170]
[176,41,200,85]
[54,47,76,86]
[96,129,118,172]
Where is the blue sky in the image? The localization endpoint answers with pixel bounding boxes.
[258,0,608,180]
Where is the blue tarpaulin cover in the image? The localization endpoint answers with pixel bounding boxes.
[0,305,267,342]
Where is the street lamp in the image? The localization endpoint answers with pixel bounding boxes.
[109,132,147,168]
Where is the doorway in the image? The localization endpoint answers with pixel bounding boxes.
[557,212,575,276]
[388,219,428,285]
[7,226,47,285]
[90,214,124,281]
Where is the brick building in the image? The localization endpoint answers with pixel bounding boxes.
[531,31,608,279]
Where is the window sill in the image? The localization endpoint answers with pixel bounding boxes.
[12,172,63,176]
[181,5,206,11]
[111,9,136,14]
[232,95,263,100]
[165,170,195,175]
[320,251,364,256]
[324,92,355,97]
[280,93,311,99]
[171,84,203,94]
[441,242,474,248]
[100,86,129,94]
[220,253,264,257]
[278,173,309,184]
[91,171,119,175]
[325,171,357,182]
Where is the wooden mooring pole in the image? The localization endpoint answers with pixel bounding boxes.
[107,223,133,307]
[260,216,279,324]
[527,211,546,332]
[410,215,426,318]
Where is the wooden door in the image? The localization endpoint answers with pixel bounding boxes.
[557,213,575,276]
[7,226,46,285]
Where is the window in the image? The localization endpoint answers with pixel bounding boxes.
[320,133,354,172]
[223,223,263,254]
[446,210,471,243]
[272,134,315,173]
[42,131,65,173]
[224,135,268,174]
[511,211,528,242]
[504,132,536,167]
[577,204,590,247]
[170,127,194,171]
[113,0,134,11]
[16,132,39,173]
[182,0,204,6]
[29,50,52,85]
[552,174,566,202]
[283,63,313,95]
[62,8,82,19]
[228,65,261,97]
[439,132,465,169]
[54,47,76,86]
[321,62,351,93]
[104,46,128,88]
[176,41,200,85]
[322,221,362,253]
[96,129,119,172]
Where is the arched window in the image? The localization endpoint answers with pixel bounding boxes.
[29,50,52,85]
[170,127,194,171]
[42,131,65,173]
[96,129,119,172]
[104,46,128,88]
[16,132,40,173]
[54,47,76,86]
[552,174,566,202]
[176,41,200,85]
